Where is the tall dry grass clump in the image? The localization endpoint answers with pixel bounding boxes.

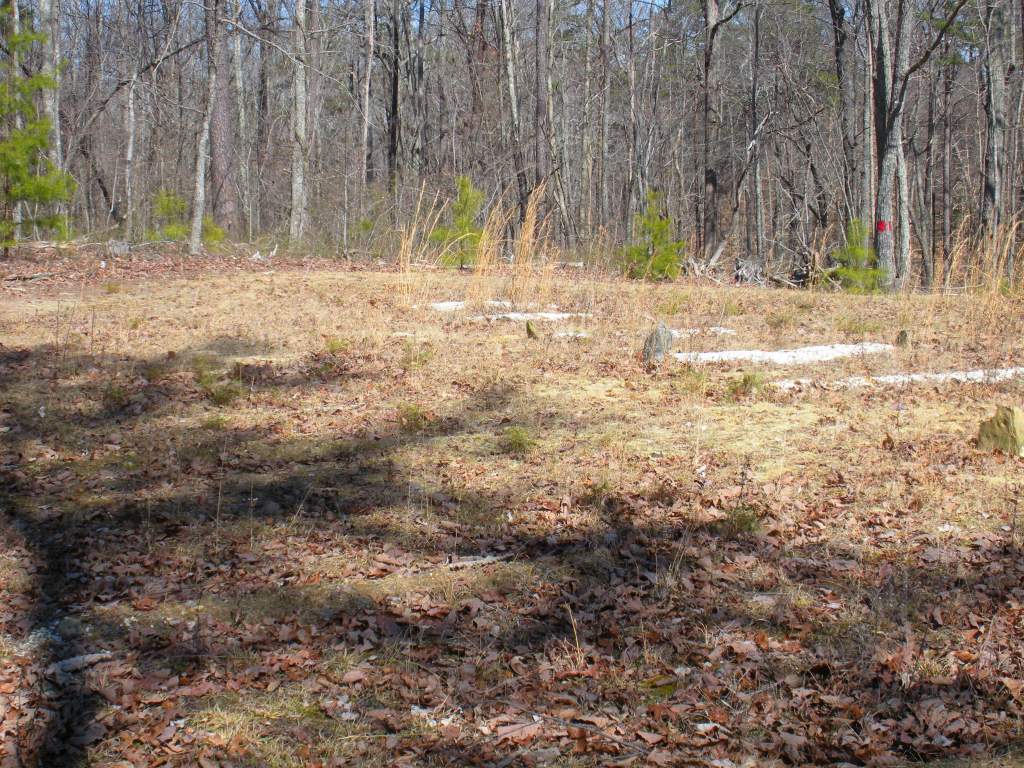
[507,186,555,308]
[465,203,512,308]
[397,186,446,306]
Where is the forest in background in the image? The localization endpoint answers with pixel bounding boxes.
[2,0,1022,289]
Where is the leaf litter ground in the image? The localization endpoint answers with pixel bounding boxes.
[1,261,1024,767]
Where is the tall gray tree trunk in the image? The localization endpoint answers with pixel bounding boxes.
[39,0,62,172]
[895,138,911,288]
[867,0,903,289]
[124,76,137,239]
[581,0,594,236]
[826,0,855,221]
[210,6,240,236]
[740,1,764,282]
[385,0,400,189]
[981,0,1007,241]
[941,55,954,284]
[361,0,375,192]
[11,0,21,237]
[498,0,530,220]
[535,0,551,187]
[861,33,875,230]
[700,0,720,259]
[546,0,574,244]
[598,0,610,229]
[190,1,221,256]
[868,0,966,290]
[289,0,308,241]
[232,0,252,238]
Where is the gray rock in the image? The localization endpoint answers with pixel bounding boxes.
[107,240,130,257]
[978,405,1024,456]
[642,322,673,365]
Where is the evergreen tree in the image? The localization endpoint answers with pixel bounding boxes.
[0,0,73,253]
[621,192,685,280]
[831,220,886,293]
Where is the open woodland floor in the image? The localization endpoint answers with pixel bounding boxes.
[2,252,1024,767]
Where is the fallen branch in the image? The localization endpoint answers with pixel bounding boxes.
[3,272,55,282]
[445,553,514,570]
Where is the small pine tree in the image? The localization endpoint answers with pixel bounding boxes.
[621,192,685,280]
[831,220,885,293]
[0,2,74,252]
[430,175,484,267]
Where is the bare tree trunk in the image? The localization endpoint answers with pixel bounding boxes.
[11,0,21,237]
[190,0,221,256]
[233,0,253,238]
[254,0,278,234]
[581,0,594,236]
[498,0,530,220]
[868,0,967,290]
[545,0,574,243]
[826,0,855,221]
[289,0,307,242]
[535,0,551,187]
[626,0,639,231]
[867,0,902,288]
[124,76,137,239]
[39,0,62,171]
[861,29,875,230]
[409,0,426,178]
[896,137,911,288]
[210,9,240,236]
[361,0,376,192]
[700,0,720,259]
[982,0,1007,240]
[739,0,764,282]
[386,0,400,189]
[700,0,740,262]
[942,54,953,284]
[598,0,610,230]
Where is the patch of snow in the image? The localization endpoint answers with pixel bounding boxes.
[428,299,512,312]
[775,366,1024,391]
[555,331,590,339]
[671,327,737,338]
[470,312,588,322]
[674,342,893,366]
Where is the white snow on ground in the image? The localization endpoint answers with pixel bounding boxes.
[671,327,737,338]
[775,366,1024,391]
[555,330,590,339]
[674,342,893,366]
[428,300,512,312]
[424,299,586,322]
[470,311,589,322]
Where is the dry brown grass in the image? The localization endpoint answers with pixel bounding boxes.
[3,264,1024,765]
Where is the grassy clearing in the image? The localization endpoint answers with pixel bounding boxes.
[1,265,1023,765]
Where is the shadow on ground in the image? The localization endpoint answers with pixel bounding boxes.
[1,341,1022,766]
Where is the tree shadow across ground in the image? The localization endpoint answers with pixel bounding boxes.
[1,341,1023,766]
